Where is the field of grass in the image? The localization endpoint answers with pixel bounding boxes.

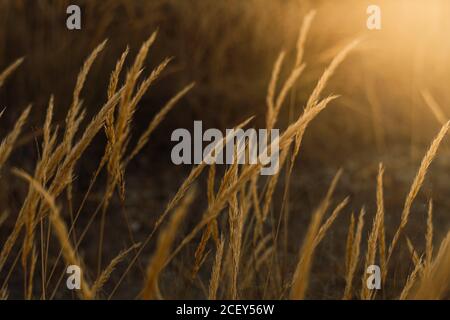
[0,0,449,300]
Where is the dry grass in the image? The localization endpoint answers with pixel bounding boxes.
[0,8,449,301]
[141,188,196,300]
[387,121,450,266]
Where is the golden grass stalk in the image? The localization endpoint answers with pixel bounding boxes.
[306,39,360,111]
[105,31,160,206]
[149,116,254,243]
[105,46,129,149]
[377,164,386,276]
[50,89,124,197]
[425,200,434,268]
[295,10,316,67]
[108,47,129,99]
[141,188,196,300]
[209,237,224,300]
[0,106,31,170]
[288,39,359,178]
[193,223,219,279]
[25,247,37,299]
[406,237,420,268]
[126,83,195,163]
[343,208,366,300]
[13,168,93,299]
[243,234,272,283]
[266,51,286,126]
[261,95,339,225]
[345,213,356,274]
[289,204,326,300]
[22,97,57,282]
[92,243,140,298]
[65,40,107,150]
[228,158,243,299]
[360,164,385,300]
[0,57,24,89]
[410,231,450,299]
[266,10,315,130]
[165,97,338,271]
[314,196,349,247]
[0,107,33,275]
[191,163,219,276]
[387,121,450,265]
[290,171,342,299]
[399,258,423,300]
[378,200,386,282]
[268,63,306,130]
[0,287,8,300]
[114,31,158,145]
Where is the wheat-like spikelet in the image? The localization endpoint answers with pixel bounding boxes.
[260,149,289,222]
[290,203,326,300]
[378,194,387,282]
[0,107,33,274]
[272,9,316,249]
[343,208,365,300]
[65,40,107,150]
[25,247,37,299]
[268,63,306,130]
[127,58,172,117]
[250,176,263,239]
[266,11,316,130]
[425,200,434,268]
[150,116,253,243]
[410,231,450,299]
[0,106,31,170]
[165,100,338,269]
[126,83,195,163]
[141,188,196,300]
[21,97,57,282]
[260,96,339,225]
[243,234,272,283]
[209,237,224,300]
[115,31,158,143]
[0,287,8,300]
[387,121,450,265]
[345,213,356,274]
[0,57,24,89]
[108,47,129,99]
[105,47,130,151]
[50,89,123,197]
[314,197,349,246]
[266,51,286,126]
[406,237,420,268]
[193,221,219,279]
[361,163,385,300]
[290,171,341,299]
[228,158,244,299]
[92,243,140,298]
[105,32,160,209]
[306,39,360,111]
[399,258,423,300]
[13,168,94,299]
[288,40,359,178]
[295,10,316,67]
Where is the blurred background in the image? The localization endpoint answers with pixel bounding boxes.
[1,0,450,298]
